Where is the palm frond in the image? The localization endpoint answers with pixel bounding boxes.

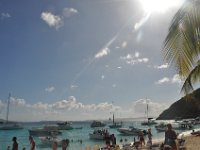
[181,62,200,94]
[163,0,200,79]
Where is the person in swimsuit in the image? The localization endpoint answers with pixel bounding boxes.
[12,137,18,150]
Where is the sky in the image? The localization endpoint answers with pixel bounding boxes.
[0,0,186,122]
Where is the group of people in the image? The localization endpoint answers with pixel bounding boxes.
[8,136,36,150]
[133,128,152,149]
[134,124,178,150]
[52,138,70,150]
[105,134,116,149]
[139,123,178,150]
[10,136,70,150]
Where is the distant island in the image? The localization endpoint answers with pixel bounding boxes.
[157,88,200,120]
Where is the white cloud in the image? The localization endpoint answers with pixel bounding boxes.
[101,75,105,80]
[155,77,170,84]
[4,95,168,121]
[121,41,128,48]
[63,8,78,18]
[155,74,182,85]
[41,12,63,29]
[120,52,149,65]
[70,84,78,90]
[10,97,26,107]
[112,84,116,88]
[45,86,55,92]
[1,13,11,19]
[135,52,140,58]
[52,96,83,110]
[154,63,169,69]
[171,74,182,84]
[95,48,110,59]
[32,102,49,110]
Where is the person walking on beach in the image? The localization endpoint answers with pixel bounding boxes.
[164,123,177,150]
[29,136,36,150]
[138,131,145,147]
[12,137,18,150]
[147,128,152,148]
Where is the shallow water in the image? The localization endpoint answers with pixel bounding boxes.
[0,120,199,150]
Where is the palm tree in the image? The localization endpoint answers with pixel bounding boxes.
[163,0,200,94]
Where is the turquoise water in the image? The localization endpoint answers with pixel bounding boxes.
[0,120,199,150]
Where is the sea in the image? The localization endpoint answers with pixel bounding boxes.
[0,119,199,150]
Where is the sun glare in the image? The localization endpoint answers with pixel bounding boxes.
[139,0,184,14]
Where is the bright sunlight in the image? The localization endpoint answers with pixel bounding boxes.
[139,0,184,14]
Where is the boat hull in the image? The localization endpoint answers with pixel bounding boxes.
[0,123,23,130]
[29,128,62,136]
[39,136,62,146]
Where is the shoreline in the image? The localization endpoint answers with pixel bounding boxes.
[117,128,200,150]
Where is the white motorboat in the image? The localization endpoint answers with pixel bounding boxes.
[155,122,193,132]
[155,122,167,132]
[141,118,157,126]
[57,121,73,130]
[39,136,63,146]
[90,121,106,128]
[89,129,110,140]
[0,94,23,130]
[174,121,193,130]
[29,127,62,136]
[0,123,23,130]
[117,126,147,135]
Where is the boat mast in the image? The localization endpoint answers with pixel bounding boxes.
[6,93,11,123]
[111,101,114,125]
[113,113,114,125]
[146,98,148,119]
[147,103,148,119]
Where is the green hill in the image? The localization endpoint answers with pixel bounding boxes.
[157,88,200,120]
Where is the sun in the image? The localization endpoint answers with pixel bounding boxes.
[139,0,184,14]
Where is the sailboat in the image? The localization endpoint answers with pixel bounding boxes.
[109,113,122,128]
[0,94,23,130]
[141,102,157,126]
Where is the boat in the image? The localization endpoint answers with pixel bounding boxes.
[141,118,157,126]
[90,121,106,128]
[141,102,157,126]
[155,122,167,132]
[109,113,122,128]
[57,121,73,130]
[155,122,193,132]
[39,136,63,146]
[29,127,62,136]
[175,121,193,130]
[117,126,147,135]
[0,94,23,130]
[89,129,110,140]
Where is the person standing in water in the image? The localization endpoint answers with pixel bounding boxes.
[29,136,36,150]
[147,128,152,148]
[12,137,18,150]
